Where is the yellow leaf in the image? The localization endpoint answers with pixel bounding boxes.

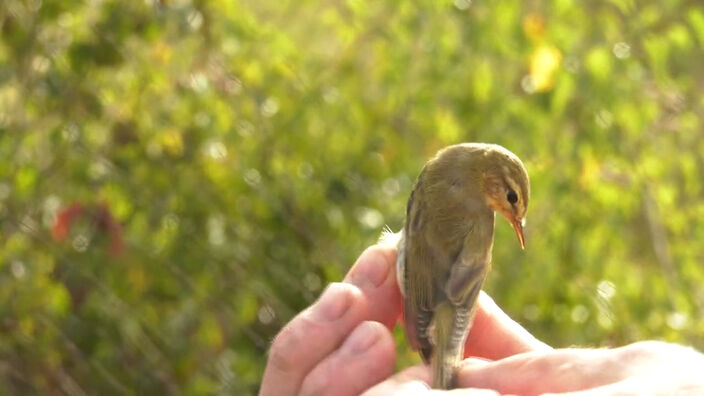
[152,41,172,64]
[522,13,545,42]
[530,45,562,92]
[160,129,184,157]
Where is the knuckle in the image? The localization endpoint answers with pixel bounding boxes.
[268,325,301,374]
[300,362,334,396]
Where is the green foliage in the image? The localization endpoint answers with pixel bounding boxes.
[2,0,704,393]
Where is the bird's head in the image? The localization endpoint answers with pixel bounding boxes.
[422,143,530,248]
[480,146,530,249]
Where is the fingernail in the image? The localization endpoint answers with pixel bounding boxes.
[459,358,490,370]
[343,321,381,355]
[348,248,390,288]
[312,283,352,321]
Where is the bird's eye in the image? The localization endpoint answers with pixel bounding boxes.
[507,190,518,204]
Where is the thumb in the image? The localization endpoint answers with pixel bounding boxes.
[465,292,551,360]
[456,348,621,395]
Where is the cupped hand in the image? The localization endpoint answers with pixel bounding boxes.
[259,245,704,395]
[259,245,547,396]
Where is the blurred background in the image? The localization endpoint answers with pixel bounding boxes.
[2,0,704,393]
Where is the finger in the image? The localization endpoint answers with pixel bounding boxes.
[300,321,396,396]
[260,282,370,396]
[446,390,500,396]
[361,365,432,395]
[360,364,501,395]
[456,348,625,395]
[464,292,551,360]
[344,245,402,329]
[543,377,704,396]
[541,378,650,396]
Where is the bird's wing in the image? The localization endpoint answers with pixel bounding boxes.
[444,256,487,307]
[403,222,437,362]
[429,241,489,388]
[402,182,441,362]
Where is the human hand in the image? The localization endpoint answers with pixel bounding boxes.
[259,244,704,395]
[258,245,548,395]
[440,340,704,395]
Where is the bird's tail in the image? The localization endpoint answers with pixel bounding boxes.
[431,302,471,389]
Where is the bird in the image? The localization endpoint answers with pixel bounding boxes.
[391,143,530,389]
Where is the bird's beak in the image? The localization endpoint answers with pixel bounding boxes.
[510,218,526,249]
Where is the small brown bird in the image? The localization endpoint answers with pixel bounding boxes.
[394,143,530,389]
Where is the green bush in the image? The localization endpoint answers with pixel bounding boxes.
[1,0,704,393]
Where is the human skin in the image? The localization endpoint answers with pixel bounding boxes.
[259,245,704,395]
